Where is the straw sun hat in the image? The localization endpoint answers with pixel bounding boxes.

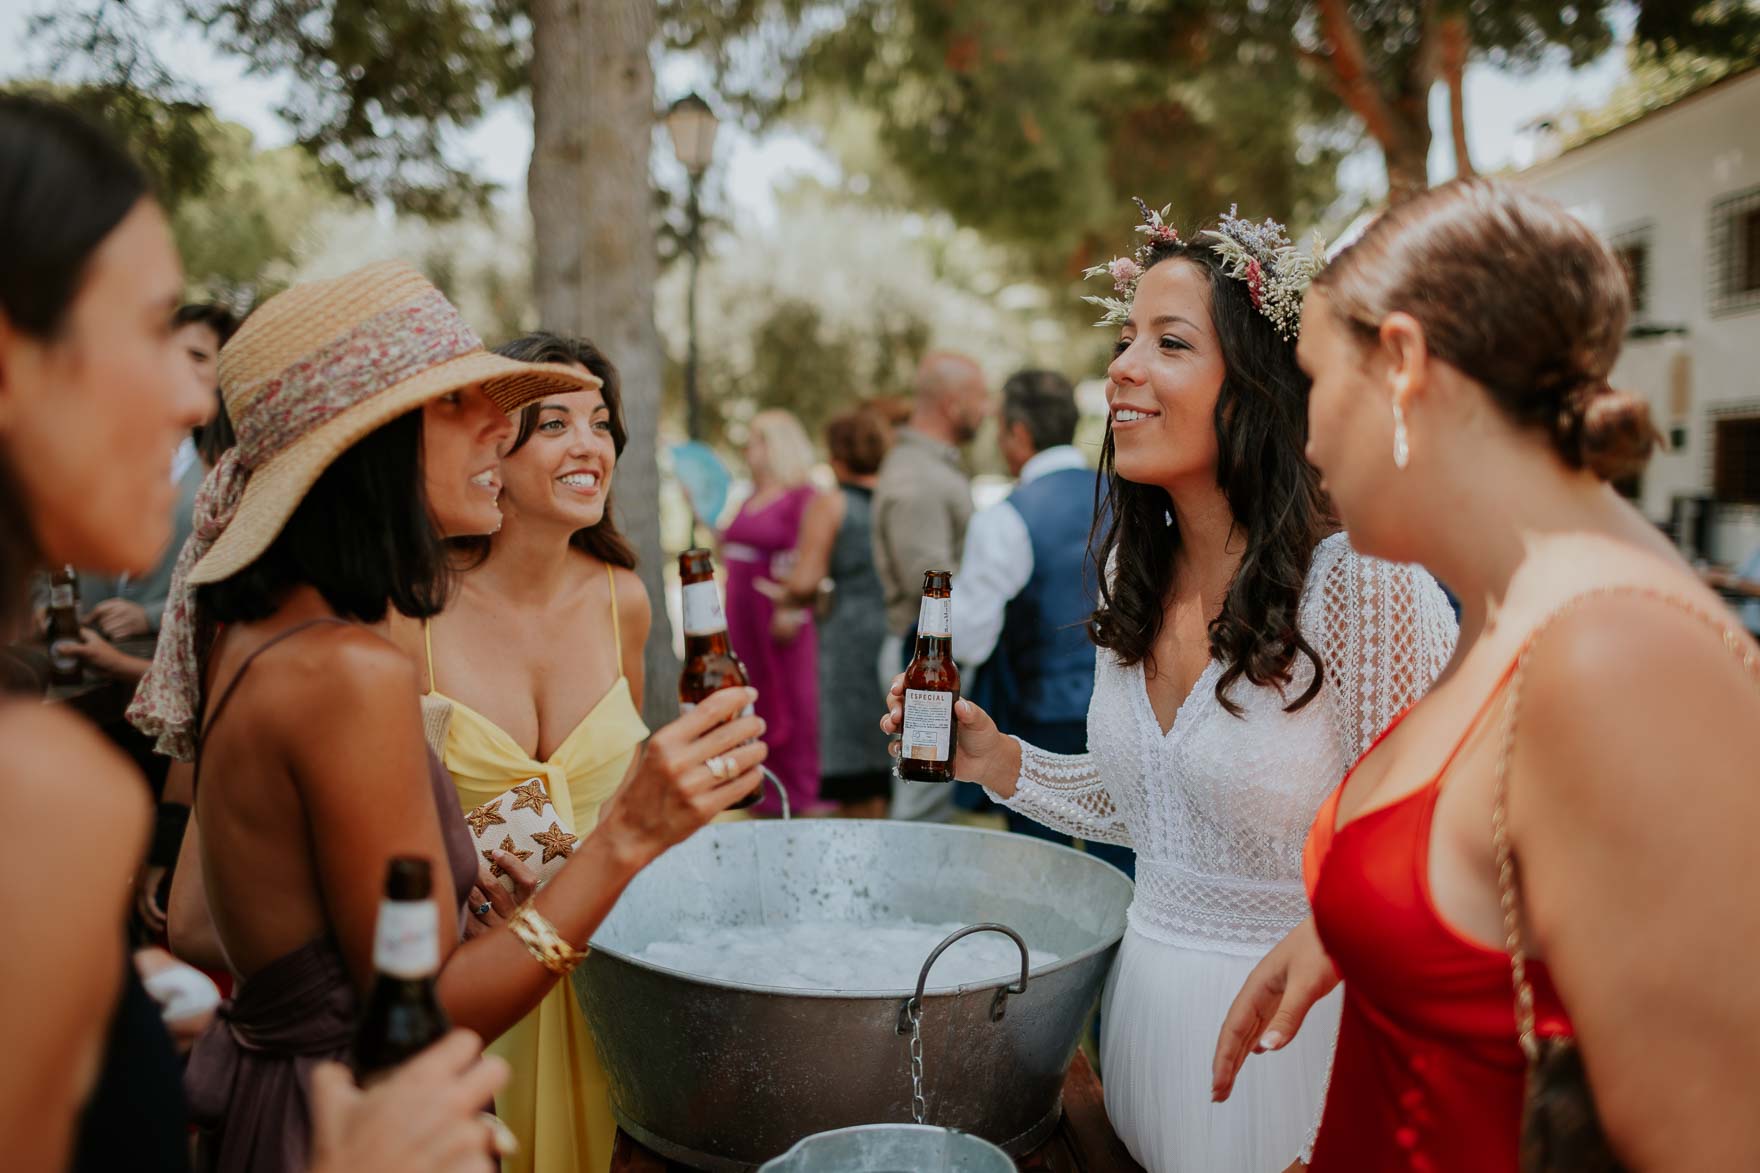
[189,259,600,584]
[130,259,599,760]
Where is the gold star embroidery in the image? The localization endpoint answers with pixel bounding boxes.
[531,822,578,865]
[464,803,507,838]
[508,777,552,816]
[484,835,534,877]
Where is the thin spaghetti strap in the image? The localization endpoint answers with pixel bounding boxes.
[606,563,623,673]
[191,617,352,797]
[1429,653,1529,792]
[423,617,437,693]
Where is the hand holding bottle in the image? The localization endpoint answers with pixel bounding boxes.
[880,674,1021,796]
[309,1030,511,1173]
[600,687,767,864]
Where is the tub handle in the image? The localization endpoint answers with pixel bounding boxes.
[895,922,1030,1035]
[759,766,790,820]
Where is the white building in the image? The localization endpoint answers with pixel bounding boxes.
[1518,65,1760,567]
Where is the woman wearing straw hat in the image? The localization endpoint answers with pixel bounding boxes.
[128,260,767,1173]
[0,95,513,1173]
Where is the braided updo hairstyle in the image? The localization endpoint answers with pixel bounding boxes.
[1314,177,1659,482]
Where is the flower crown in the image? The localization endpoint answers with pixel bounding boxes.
[1082,198,1326,341]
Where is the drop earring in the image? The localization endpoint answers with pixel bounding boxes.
[1392,403,1410,470]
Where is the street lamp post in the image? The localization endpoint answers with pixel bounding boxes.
[665,93,720,444]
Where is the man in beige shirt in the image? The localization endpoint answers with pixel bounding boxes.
[872,351,989,821]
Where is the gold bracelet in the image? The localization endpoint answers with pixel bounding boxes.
[507,905,589,975]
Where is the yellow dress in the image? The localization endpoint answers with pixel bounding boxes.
[425,566,649,1173]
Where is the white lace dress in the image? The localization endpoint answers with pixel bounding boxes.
[991,533,1457,1172]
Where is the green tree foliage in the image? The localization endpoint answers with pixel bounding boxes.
[2,78,335,306]
[670,0,1352,270]
[719,297,928,440]
[21,6,219,205]
[1635,1,1760,63]
[674,0,1757,225]
[36,0,1760,223]
[34,0,524,215]
[171,124,343,303]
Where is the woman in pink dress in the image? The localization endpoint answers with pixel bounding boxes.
[722,410,824,816]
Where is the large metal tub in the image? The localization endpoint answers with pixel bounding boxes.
[572,820,1132,1171]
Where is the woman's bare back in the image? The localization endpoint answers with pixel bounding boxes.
[196,586,445,986]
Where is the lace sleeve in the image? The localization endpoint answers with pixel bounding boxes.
[1316,542,1459,763]
[985,738,1134,847]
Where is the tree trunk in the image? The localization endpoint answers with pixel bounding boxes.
[1313,0,1434,204]
[1382,87,1434,205]
[529,0,681,722]
[1439,14,1474,179]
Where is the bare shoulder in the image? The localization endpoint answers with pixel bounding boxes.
[611,564,652,634]
[253,621,421,717]
[1518,593,1759,801]
[0,701,149,846]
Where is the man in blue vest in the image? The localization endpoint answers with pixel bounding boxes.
[955,370,1133,878]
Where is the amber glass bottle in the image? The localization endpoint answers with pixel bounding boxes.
[353,857,449,1083]
[677,548,760,809]
[898,570,959,784]
[46,565,82,687]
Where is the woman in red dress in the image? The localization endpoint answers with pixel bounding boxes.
[1213,178,1760,1171]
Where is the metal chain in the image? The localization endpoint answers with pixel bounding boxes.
[907,999,927,1125]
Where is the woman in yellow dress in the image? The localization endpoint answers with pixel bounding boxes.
[395,331,649,1173]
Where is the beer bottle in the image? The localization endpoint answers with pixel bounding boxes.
[677,548,760,809]
[353,857,450,1083]
[898,570,960,784]
[46,565,82,688]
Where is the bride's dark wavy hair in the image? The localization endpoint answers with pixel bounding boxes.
[1087,234,1331,716]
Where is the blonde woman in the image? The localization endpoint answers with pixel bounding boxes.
[722,409,824,814]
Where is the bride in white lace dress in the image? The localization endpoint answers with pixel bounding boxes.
[886,205,1457,1171]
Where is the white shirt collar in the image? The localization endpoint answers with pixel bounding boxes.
[1018,445,1088,486]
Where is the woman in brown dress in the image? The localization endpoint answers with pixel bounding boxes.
[135,263,766,1173]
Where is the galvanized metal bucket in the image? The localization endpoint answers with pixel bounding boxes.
[572,819,1132,1171]
[756,1123,1014,1172]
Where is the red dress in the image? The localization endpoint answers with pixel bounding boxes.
[1302,663,1573,1173]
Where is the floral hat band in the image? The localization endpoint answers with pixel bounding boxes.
[1083,198,1326,341]
[226,285,479,469]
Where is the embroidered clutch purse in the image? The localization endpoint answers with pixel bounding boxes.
[462,776,580,896]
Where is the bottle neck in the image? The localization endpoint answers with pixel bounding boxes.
[915,592,952,647]
[680,577,728,645]
[684,630,734,658]
[372,898,439,980]
[913,633,953,660]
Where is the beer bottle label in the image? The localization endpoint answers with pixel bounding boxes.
[902,688,954,762]
[371,899,440,979]
[917,595,952,639]
[681,580,726,636]
[49,584,74,609]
